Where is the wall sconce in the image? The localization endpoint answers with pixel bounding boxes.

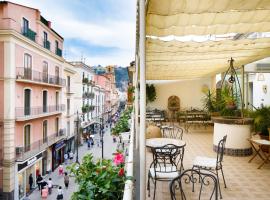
[257,73,265,81]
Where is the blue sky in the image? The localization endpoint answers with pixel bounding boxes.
[10,0,136,66]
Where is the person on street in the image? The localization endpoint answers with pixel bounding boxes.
[56,186,64,200]
[41,185,48,199]
[22,193,30,200]
[64,153,68,165]
[36,174,43,191]
[47,178,53,195]
[28,174,33,191]
[64,172,69,189]
[87,138,91,149]
[58,165,64,176]
[40,180,48,195]
[69,151,74,163]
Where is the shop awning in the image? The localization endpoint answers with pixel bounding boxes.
[145,0,270,80]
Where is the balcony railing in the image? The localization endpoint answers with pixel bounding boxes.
[82,92,95,99]
[16,104,65,119]
[43,40,51,50]
[56,48,62,57]
[15,129,66,161]
[22,28,36,42]
[16,67,66,86]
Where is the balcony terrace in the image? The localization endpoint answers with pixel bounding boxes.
[16,67,66,87]
[143,126,270,200]
[15,128,66,161]
[15,104,65,121]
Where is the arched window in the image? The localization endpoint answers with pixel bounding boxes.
[24,124,31,151]
[43,120,48,143]
[24,89,31,116]
[24,53,32,80]
[43,90,48,113]
[42,61,48,83]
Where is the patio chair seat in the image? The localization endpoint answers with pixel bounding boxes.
[193,156,217,168]
[149,166,179,179]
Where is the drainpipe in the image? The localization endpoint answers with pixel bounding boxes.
[139,0,146,199]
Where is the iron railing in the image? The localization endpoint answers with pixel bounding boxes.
[15,129,66,161]
[16,67,66,86]
[16,104,65,118]
[43,40,51,50]
[22,28,36,42]
[56,48,62,57]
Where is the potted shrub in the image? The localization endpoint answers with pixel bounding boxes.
[201,89,219,116]
[250,106,270,140]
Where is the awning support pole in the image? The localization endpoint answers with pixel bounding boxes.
[139,0,146,199]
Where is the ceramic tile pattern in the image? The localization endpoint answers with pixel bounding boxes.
[146,126,270,200]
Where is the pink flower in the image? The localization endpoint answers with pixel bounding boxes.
[113,153,124,165]
[118,168,125,176]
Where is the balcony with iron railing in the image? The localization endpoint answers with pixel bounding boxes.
[15,129,66,161]
[16,67,66,87]
[56,48,62,57]
[22,28,36,42]
[82,92,95,99]
[15,104,65,121]
[43,40,51,50]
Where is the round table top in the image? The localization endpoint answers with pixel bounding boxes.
[146,138,186,148]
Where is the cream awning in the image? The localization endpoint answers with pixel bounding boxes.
[146,37,270,80]
[145,0,270,80]
[147,0,270,37]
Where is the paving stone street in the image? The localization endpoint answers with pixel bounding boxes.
[28,127,118,200]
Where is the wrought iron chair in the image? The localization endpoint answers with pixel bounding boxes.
[192,135,227,199]
[162,126,184,140]
[147,144,185,200]
[170,169,218,200]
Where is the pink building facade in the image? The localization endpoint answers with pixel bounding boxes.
[0,2,66,199]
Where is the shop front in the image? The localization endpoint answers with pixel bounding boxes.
[65,136,75,154]
[16,152,43,200]
[52,140,66,171]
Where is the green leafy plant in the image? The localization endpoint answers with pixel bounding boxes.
[250,106,270,137]
[201,89,217,113]
[146,84,157,104]
[68,153,131,200]
[82,78,89,84]
[112,107,132,136]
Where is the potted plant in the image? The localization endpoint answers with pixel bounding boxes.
[250,106,270,140]
[146,84,157,105]
[201,89,219,116]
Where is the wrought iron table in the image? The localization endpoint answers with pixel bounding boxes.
[146,138,186,148]
[248,139,270,169]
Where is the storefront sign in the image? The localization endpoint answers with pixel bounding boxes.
[27,157,37,166]
[17,152,43,172]
[55,140,65,151]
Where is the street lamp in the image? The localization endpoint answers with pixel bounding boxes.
[99,116,104,159]
[75,111,81,164]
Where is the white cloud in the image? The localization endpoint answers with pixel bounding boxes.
[9,0,136,66]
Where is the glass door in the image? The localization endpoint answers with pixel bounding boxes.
[43,91,47,113]
[24,125,31,152]
[42,62,48,83]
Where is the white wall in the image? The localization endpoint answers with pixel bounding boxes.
[253,73,270,107]
[147,78,212,110]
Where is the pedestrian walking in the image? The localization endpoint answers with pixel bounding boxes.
[64,153,68,165]
[41,186,48,199]
[58,165,64,176]
[56,186,64,200]
[69,151,74,163]
[87,139,91,149]
[47,178,53,195]
[40,180,48,195]
[28,173,33,191]
[36,174,43,191]
[64,172,69,189]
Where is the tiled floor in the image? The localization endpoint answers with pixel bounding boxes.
[146,126,270,200]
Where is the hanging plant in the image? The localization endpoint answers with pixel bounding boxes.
[146,84,157,104]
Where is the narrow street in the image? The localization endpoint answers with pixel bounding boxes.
[28,127,118,200]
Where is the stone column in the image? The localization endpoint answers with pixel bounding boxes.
[2,40,16,199]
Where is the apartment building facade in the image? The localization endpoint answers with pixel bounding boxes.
[0,2,66,199]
